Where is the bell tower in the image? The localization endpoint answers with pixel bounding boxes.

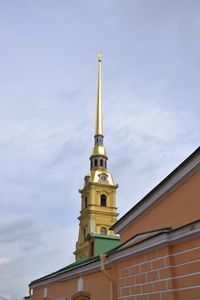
[74,52,119,261]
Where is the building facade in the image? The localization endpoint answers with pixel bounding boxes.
[29,55,200,300]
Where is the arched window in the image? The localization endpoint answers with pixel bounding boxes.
[85,196,88,208]
[94,159,98,167]
[100,194,107,207]
[100,227,107,235]
[100,159,103,166]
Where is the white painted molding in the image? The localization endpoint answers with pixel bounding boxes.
[108,220,200,263]
[78,277,83,292]
[43,287,48,298]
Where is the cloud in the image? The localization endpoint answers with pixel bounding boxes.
[0,257,11,267]
[0,215,47,253]
[0,296,10,300]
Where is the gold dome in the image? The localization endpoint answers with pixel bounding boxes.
[87,169,116,186]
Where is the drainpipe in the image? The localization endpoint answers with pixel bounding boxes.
[29,287,31,298]
[100,253,113,300]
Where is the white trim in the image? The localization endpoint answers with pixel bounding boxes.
[43,287,48,298]
[118,258,200,279]
[118,285,200,298]
[172,245,200,257]
[78,277,84,292]
[109,220,200,264]
[113,150,200,234]
[118,271,200,288]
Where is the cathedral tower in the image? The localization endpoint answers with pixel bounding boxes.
[74,52,119,261]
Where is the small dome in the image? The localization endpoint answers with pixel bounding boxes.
[87,170,116,186]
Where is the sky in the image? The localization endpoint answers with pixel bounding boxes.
[0,0,200,299]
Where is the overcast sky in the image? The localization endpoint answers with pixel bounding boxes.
[0,1,200,299]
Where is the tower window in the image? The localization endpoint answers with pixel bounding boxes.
[94,159,98,167]
[100,159,103,166]
[100,227,107,235]
[85,196,88,208]
[100,194,107,206]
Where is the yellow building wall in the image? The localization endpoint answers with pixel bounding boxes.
[75,181,118,260]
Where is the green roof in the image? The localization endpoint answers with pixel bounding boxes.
[30,235,120,286]
[90,234,120,256]
[30,255,99,286]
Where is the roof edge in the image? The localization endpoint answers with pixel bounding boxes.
[108,218,200,263]
[29,256,100,288]
[110,146,200,233]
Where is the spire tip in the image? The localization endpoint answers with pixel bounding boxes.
[98,50,102,62]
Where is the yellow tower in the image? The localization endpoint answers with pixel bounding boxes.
[74,52,119,261]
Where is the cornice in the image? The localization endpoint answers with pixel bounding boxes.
[79,182,118,194]
[108,219,200,264]
[79,208,118,220]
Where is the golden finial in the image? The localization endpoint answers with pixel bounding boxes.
[98,50,103,62]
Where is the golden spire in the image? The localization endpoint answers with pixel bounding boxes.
[95,50,103,136]
[90,51,107,160]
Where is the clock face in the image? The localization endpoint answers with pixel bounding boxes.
[101,175,106,181]
[99,173,108,183]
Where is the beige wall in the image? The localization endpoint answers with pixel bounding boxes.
[31,270,113,300]
[121,168,200,243]
[32,278,77,300]
[117,236,200,300]
[32,235,200,300]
